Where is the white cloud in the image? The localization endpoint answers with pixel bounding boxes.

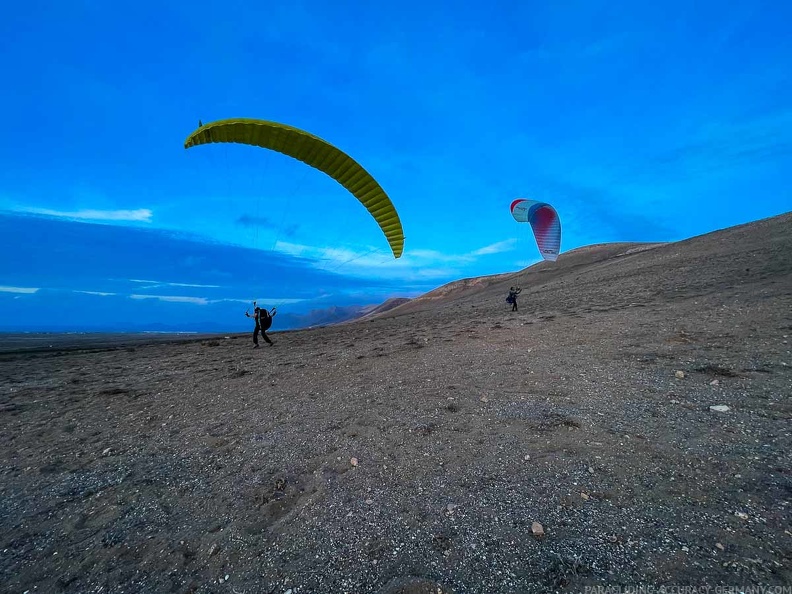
[216,297,307,305]
[274,241,394,268]
[271,241,313,258]
[0,285,39,294]
[272,238,517,281]
[128,279,222,289]
[407,249,475,264]
[74,290,116,296]
[130,294,209,305]
[276,241,506,266]
[128,294,306,306]
[471,239,517,256]
[21,208,153,222]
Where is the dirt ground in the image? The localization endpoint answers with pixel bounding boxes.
[1,213,790,593]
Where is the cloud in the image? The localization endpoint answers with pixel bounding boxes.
[236,215,299,237]
[129,294,307,307]
[0,213,388,300]
[74,290,116,296]
[471,239,517,256]
[128,279,222,289]
[217,297,307,305]
[236,215,274,228]
[273,239,517,276]
[130,294,210,305]
[19,208,153,222]
[272,241,393,270]
[406,249,475,265]
[0,285,39,294]
[269,237,522,288]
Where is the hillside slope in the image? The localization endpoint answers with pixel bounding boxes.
[1,211,790,593]
[371,212,790,321]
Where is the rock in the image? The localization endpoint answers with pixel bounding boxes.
[710,405,731,413]
[716,543,725,551]
[524,454,530,461]
[675,370,685,379]
[734,511,749,520]
[445,503,458,515]
[710,379,720,386]
[350,457,359,467]
[580,492,590,501]
[531,522,544,537]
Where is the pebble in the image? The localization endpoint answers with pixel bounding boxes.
[710,405,731,412]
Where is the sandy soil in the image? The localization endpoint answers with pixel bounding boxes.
[1,213,790,593]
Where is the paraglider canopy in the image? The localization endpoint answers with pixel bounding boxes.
[510,199,561,262]
[184,118,405,258]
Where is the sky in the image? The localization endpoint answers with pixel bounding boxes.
[1,0,790,332]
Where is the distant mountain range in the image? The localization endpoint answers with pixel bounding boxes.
[0,299,415,335]
[278,298,412,329]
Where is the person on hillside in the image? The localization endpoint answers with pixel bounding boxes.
[245,301,277,348]
[506,286,522,312]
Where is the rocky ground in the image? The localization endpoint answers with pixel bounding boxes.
[0,213,790,593]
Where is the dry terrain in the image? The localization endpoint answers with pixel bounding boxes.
[1,212,790,593]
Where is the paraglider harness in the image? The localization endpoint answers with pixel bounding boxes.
[245,303,277,331]
[258,307,274,331]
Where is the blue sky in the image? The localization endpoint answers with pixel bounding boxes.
[1,0,790,331]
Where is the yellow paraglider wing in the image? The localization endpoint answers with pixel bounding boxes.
[184,118,404,258]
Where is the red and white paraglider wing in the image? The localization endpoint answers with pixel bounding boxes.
[510,199,561,262]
